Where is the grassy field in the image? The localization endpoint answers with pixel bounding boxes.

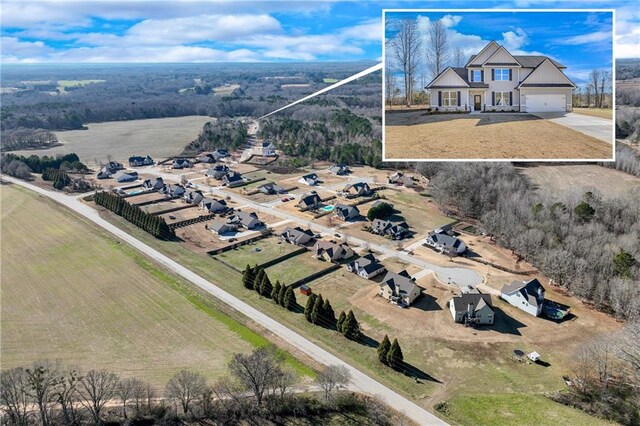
[442,393,614,426]
[215,238,300,270]
[518,164,640,199]
[264,252,329,285]
[57,79,105,93]
[213,84,240,95]
[323,78,339,83]
[385,112,613,160]
[572,108,613,119]
[12,116,213,168]
[0,183,312,388]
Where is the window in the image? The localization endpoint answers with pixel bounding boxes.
[494,68,509,81]
[495,91,510,106]
[472,70,482,82]
[442,91,458,106]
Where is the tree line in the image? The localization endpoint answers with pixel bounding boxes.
[94,191,175,240]
[1,347,396,425]
[418,162,640,319]
[182,119,247,155]
[242,265,297,310]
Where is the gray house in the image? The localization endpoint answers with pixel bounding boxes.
[501,278,546,317]
[163,184,186,197]
[280,227,314,246]
[425,229,466,256]
[199,197,227,213]
[206,164,230,179]
[128,155,154,167]
[257,182,285,195]
[184,189,204,205]
[370,219,409,240]
[209,220,237,235]
[298,192,322,211]
[298,173,319,186]
[142,177,165,191]
[334,204,360,221]
[343,182,371,198]
[449,292,495,325]
[379,270,421,307]
[113,170,138,183]
[227,211,262,229]
[172,158,192,169]
[426,40,576,113]
[346,253,385,280]
[96,161,124,179]
[223,171,244,187]
[313,240,354,262]
[328,164,349,175]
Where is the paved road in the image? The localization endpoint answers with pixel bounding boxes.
[187,180,483,289]
[3,176,448,426]
[532,112,613,143]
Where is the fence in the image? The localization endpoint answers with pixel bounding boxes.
[206,230,274,255]
[132,195,178,207]
[462,254,537,275]
[151,203,197,216]
[288,263,342,288]
[170,213,218,230]
[256,247,308,269]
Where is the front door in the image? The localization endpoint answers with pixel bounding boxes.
[474,95,482,111]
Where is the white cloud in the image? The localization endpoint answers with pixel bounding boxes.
[0,36,52,58]
[340,18,381,41]
[501,28,528,50]
[559,30,611,45]
[441,15,462,28]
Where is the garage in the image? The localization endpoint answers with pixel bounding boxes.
[525,94,566,112]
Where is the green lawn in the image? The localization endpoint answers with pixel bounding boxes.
[264,252,328,285]
[442,393,614,426]
[216,238,300,270]
[323,78,339,84]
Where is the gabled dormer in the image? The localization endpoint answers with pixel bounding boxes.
[482,45,521,68]
[465,41,500,68]
[517,58,576,88]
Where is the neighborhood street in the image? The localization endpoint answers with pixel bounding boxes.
[3,176,449,426]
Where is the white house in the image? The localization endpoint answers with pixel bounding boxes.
[426,40,576,113]
[424,229,466,256]
[298,173,319,186]
[501,278,546,317]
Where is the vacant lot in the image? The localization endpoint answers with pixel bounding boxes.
[519,164,640,198]
[0,183,257,387]
[264,251,329,285]
[385,112,612,160]
[12,116,212,168]
[215,237,301,270]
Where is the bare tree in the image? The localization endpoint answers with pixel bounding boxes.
[389,18,422,106]
[54,367,81,426]
[117,378,137,419]
[25,361,62,426]
[228,346,285,407]
[426,19,450,77]
[600,70,611,108]
[317,365,350,400]
[128,378,149,416]
[585,84,593,107]
[385,64,396,107]
[453,46,465,67]
[269,368,297,399]
[77,369,120,424]
[0,367,31,426]
[165,370,207,415]
[589,69,601,108]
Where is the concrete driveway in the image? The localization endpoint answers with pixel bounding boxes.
[532,112,613,143]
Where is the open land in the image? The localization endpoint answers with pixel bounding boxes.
[572,108,613,119]
[384,111,613,160]
[12,116,213,168]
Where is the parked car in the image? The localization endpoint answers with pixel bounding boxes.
[169,215,176,219]
[229,238,237,242]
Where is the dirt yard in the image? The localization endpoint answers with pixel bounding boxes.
[384,112,613,160]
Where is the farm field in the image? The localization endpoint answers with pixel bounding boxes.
[213,84,240,95]
[384,111,613,160]
[0,183,261,387]
[95,205,621,423]
[519,164,640,198]
[12,116,213,168]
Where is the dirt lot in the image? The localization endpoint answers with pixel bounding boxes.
[127,191,168,205]
[519,164,640,199]
[384,111,613,160]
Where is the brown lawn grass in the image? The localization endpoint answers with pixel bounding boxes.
[572,108,613,119]
[384,112,612,160]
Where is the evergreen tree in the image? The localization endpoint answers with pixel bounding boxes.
[242,264,254,289]
[311,294,324,325]
[377,335,391,364]
[336,311,346,331]
[283,286,296,311]
[322,299,336,328]
[341,310,361,340]
[386,338,404,370]
[277,283,287,306]
[271,280,281,301]
[254,268,265,292]
[304,294,318,322]
[259,273,273,298]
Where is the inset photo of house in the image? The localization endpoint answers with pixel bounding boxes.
[383,9,614,161]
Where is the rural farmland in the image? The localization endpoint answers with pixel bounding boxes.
[11,116,213,168]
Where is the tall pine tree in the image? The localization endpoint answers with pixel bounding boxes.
[242,264,254,289]
[283,286,296,311]
[304,294,318,322]
[254,268,265,292]
[277,283,287,306]
[341,310,361,341]
[311,294,324,325]
[259,273,273,298]
[377,335,391,364]
[387,338,404,370]
[271,280,281,301]
[336,311,346,331]
[322,299,336,328]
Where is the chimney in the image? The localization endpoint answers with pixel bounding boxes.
[467,302,474,318]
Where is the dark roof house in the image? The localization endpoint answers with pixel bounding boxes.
[334,204,360,221]
[346,253,385,279]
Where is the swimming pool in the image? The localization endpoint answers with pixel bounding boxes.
[129,190,143,195]
[322,205,335,212]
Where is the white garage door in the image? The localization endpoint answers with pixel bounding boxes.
[525,94,566,112]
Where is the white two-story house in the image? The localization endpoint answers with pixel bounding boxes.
[426,40,576,113]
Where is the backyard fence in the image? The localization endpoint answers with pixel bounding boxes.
[256,247,308,269]
[287,263,341,288]
[170,213,218,230]
[151,203,197,216]
[462,254,537,275]
[206,230,273,255]
[132,195,178,207]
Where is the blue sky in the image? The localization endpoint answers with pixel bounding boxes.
[386,10,614,85]
[1,0,637,66]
